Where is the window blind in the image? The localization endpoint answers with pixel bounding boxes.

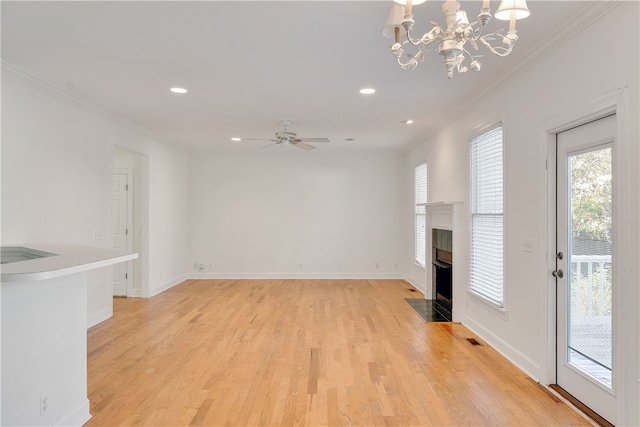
[415,163,427,267]
[470,125,504,306]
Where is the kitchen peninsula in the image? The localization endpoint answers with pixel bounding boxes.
[1,244,137,426]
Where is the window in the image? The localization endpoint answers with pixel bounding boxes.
[470,124,504,306]
[415,163,427,267]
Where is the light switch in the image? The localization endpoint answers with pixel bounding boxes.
[524,239,534,253]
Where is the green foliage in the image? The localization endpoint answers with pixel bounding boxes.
[570,148,612,243]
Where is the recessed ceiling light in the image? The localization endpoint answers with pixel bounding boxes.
[359,88,376,95]
[401,119,414,125]
[170,87,188,94]
[231,137,242,142]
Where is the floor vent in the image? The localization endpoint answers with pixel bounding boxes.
[466,338,482,346]
[407,289,416,292]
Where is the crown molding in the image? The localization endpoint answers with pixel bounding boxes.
[404,0,623,152]
[457,1,622,114]
[1,60,182,150]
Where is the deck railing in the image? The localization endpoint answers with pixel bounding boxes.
[569,254,612,374]
[570,254,612,319]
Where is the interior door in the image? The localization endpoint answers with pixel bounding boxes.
[112,172,129,296]
[555,114,616,424]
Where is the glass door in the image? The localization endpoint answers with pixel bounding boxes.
[555,114,616,424]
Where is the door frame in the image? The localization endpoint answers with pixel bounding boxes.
[113,168,134,296]
[112,146,148,298]
[542,89,628,418]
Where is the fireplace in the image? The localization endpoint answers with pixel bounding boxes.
[425,201,461,321]
[432,228,453,316]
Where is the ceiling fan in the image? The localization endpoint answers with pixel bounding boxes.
[237,120,330,151]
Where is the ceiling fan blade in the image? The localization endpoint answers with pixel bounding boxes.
[294,137,330,143]
[290,141,315,151]
[240,137,278,142]
[260,142,280,150]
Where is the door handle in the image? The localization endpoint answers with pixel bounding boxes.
[552,269,564,279]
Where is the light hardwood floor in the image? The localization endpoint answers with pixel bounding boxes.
[87,279,590,426]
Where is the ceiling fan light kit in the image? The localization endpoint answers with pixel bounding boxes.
[382,0,530,79]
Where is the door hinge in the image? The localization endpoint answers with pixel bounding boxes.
[126,228,128,235]
[125,273,128,279]
[126,184,129,191]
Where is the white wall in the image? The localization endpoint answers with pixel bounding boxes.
[147,142,189,296]
[1,65,190,323]
[405,3,639,425]
[188,149,406,278]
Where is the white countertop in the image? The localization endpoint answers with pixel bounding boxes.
[1,244,138,282]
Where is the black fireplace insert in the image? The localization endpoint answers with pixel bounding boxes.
[432,229,453,316]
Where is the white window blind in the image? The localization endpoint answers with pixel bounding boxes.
[470,125,504,306]
[415,163,427,267]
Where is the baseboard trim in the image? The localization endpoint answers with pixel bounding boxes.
[462,316,541,383]
[128,288,142,297]
[55,398,91,427]
[403,276,427,296]
[87,307,112,329]
[149,274,189,297]
[186,273,405,280]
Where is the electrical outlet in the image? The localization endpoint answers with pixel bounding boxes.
[93,232,102,241]
[375,262,380,269]
[40,395,48,417]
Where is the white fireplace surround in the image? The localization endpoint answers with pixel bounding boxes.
[423,201,464,322]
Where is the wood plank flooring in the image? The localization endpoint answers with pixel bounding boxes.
[86,279,590,426]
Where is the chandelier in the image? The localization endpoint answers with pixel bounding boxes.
[382,0,530,79]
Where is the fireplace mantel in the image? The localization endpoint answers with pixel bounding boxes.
[425,201,461,230]
[424,201,464,322]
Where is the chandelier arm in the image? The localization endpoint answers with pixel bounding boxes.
[405,26,442,46]
[395,43,429,70]
[397,56,420,70]
[478,34,515,57]
[405,28,423,46]
[462,46,477,62]
[470,22,487,42]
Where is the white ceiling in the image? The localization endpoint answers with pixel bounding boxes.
[2,1,591,152]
